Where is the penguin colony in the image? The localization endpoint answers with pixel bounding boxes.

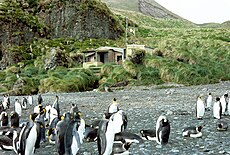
[0,91,229,155]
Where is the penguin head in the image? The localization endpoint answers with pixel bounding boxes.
[196,125,203,132]
[197,94,204,100]
[62,112,72,121]
[70,103,79,115]
[113,98,118,105]
[217,123,223,129]
[47,128,55,137]
[158,116,169,124]
[208,93,212,95]
[30,113,39,122]
[140,130,145,137]
[216,97,220,101]
[224,93,228,98]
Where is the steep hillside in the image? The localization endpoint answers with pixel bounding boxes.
[102,0,187,21]
[0,0,124,69]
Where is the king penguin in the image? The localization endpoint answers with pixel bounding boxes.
[104,98,119,119]
[220,93,228,115]
[38,94,43,105]
[55,112,72,155]
[206,93,213,111]
[156,115,170,145]
[52,95,60,118]
[15,99,22,117]
[64,112,82,155]
[28,94,33,106]
[0,112,8,127]
[47,109,59,144]
[2,94,10,110]
[18,113,41,155]
[10,111,20,128]
[97,110,126,155]
[213,97,222,119]
[21,97,27,110]
[182,125,203,138]
[196,95,205,120]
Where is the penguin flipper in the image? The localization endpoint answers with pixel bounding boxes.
[97,120,109,155]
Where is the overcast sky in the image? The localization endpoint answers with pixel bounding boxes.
[154,0,230,24]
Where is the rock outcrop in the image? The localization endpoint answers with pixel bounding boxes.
[0,0,124,69]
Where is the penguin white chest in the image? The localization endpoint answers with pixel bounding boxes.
[78,119,85,144]
[15,102,22,116]
[213,101,221,119]
[28,96,33,105]
[109,104,118,113]
[104,125,115,155]
[25,124,37,155]
[220,96,227,114]
[206,95,212,108]
[197,99,205,118]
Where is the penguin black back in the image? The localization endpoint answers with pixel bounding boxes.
[10,111,19,128]
[38,94,43,105]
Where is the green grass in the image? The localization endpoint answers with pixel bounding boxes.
[1,0,230,94]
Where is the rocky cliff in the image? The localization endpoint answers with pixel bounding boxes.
[0,0,124,69]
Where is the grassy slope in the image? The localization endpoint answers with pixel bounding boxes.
[1,1,230,94]
[110,9,230,85]
[102,0,188,21]
[101,0,140,12]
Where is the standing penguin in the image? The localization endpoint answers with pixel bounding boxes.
[227,96,230,115]
[77,112,86,144]
[21,97,27,110]
[10,111,20,128]
[2,95,10,110]
[213,97,222,119]
[64,113,82,155]
[104,98,119,119]
[18,113,41,155]
[156,115,170,145]
[28,95,33,106]
[55,112,72,155]
[196,95,205,120]
[206,93,213,111]
[14,99,22,117]
[52,95,60,118]
[38,94,43,105]
[97,110,126,155]
[0,112,8,126]
[220,93,228,115]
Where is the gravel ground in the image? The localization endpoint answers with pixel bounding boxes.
[1,81,230,155]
